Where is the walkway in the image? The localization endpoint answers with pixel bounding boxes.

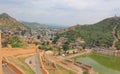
[26,53,43,74]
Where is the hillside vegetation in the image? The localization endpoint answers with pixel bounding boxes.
[0,13,28,31]
[75,53,120,74]
[59,16,120,49]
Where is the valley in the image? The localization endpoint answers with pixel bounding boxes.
[0,12,120,74]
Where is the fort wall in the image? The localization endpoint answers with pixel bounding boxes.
[0,31,2,74]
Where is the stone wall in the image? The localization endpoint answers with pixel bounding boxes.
[2,44,37,56]
[39,51,49,74]
[93,48,120,56]
[1,44,37,74]
[2,60,23,74]
[2,48,36,56]
[0,49,2,74]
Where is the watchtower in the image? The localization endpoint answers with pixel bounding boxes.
[0,30,2,74]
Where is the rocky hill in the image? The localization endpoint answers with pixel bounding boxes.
[0,13,28,31]
[58,16,120,49]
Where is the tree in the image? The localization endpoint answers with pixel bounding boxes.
[8,36,27,48]
[52,34,59,44]
[37,35,41,39]
[116,41,120,49]
[62,42,69,52]
[21,30,26,36]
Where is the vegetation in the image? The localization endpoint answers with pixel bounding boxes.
[52,34,60,44]
[18,58,35,74]
[8,36,28,48]
[116,42,120,49]
[89,53,120,71]
[38,45,54,51]
[0,13,28,30]
[49,64,76,74]
[57,65,76,74]
[83,71,89,74]
[59,17,120,49]
[62,42,69,52]
[22,22,53,31]
[75,53,120,74]
[6,56,35,74]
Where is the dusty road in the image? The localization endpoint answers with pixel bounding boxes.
[35,53,43,74]
[26,53,43,74]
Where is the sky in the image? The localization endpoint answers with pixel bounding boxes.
[0,0,120,26]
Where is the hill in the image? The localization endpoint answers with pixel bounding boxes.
[0,13,28,31]
[21,22,62,31]
[58,25,79,34]
[46,24,67,29]
[21,22,50,31]
[58,16,120,49]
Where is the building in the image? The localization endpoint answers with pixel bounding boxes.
[0,30,2,74]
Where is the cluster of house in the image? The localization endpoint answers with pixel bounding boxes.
[56,37,85,54]
[1,28,57,47]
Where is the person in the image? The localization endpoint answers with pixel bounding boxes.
[29,60,32,64]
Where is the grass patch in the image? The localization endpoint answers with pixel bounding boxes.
[6,56,35,74]
[74,53,120,74]
[48,64,76,74]
[83,71,89,74]
[17,57,35,74]
[57,65,76,74]
[89,53,120,71]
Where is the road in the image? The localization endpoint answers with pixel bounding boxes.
[35,53,43,74]
[2,65,15,74]
[26,53,43,74]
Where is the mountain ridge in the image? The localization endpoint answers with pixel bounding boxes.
[58,16,120,49]
[0,13,28,31]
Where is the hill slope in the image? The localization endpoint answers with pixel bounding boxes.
[0,13,28,31]
[21,22,50,31]
[59,16,120,49]
[21,22,63,31]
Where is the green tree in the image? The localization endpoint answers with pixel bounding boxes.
[116,41,120,49]
[52,34,59,44]
[8,36,27,48]
[62,42,69,52]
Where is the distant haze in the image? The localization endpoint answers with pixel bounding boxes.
[0,0,120,26]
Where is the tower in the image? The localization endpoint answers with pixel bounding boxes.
[0,30,2,74]
[0,30,1,48]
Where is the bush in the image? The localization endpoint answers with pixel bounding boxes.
[83,71,89,74]
[116,41,120,49]
[8,36,28,48]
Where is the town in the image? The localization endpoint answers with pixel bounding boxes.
[0,0,120,74]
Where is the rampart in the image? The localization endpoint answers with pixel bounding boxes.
[1,44,37,74]
[2,44,37,56]
[93,48,120,56]
[2,60,23,74]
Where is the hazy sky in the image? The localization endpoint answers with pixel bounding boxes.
[0,0,120,26]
